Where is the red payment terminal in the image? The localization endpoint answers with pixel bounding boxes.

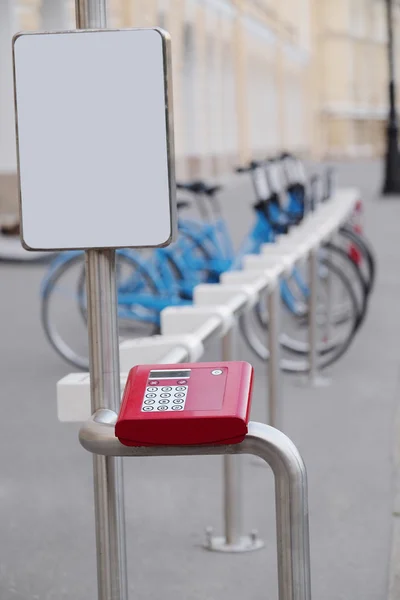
[115,362,254,446]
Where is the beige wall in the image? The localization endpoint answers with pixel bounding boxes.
[0,0,395,215]
[316,0,390,157]
[120,0,313,175]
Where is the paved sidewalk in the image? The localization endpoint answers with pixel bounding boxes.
[0,160,399,599]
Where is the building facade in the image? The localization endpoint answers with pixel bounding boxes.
[315,0,391,158]
[0,0,394,212]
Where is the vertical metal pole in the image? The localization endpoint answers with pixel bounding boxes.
[205,324,264,552]
[307,246,330,387]
[308,247,319,382]
[85,251,128,600]
[221,327,242,545]
[267,430,312,600]
[324,250,333,344]
[382,0,400,195]
[75,2,128,599]
[75,0,107,27]
[267,281,282,429]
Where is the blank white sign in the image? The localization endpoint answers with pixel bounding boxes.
[13,28,176,250]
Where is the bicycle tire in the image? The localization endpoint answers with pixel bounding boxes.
[253,241,367,339]
[338,225,376,294]
[42,252,161,370]
[239,256,360,372]
[276,242,367,356]
[322,242,369,326]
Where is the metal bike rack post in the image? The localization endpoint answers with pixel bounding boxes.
[80,413,312,600]
[206,324,264,552]
[324,245,334,344]
[308,245,329,386]
[166,288,264,552]
[308,246,319,383]
[219,270,283,429]
[267,278,282,428]
[75,3,128,599]
[85,251,128,600]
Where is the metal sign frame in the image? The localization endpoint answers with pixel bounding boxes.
[12,27,176,252]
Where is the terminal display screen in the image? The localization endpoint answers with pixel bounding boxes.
[149,369,191,379]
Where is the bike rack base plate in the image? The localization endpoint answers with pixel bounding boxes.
[204,528,264,553]
[298,374,332,388]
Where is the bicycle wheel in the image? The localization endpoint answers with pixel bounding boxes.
[275,245,367,357]
[41,251,161,369]
[252,240,367,333]
[337,225,376,294]
[321,242,369,326]
[240,256,359,372]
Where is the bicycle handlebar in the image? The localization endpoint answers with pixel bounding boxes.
[176,181,223,197]
[235,160,264,174]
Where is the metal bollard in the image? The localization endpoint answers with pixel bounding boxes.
[80,413,312,600]
[205,325,264,552]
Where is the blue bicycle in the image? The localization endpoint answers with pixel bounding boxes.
[40,156,369,372]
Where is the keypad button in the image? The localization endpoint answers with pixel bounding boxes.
[177,380,187,385]
[159,399,170,404]
[174,393,185,398]
[173,398,184,404]
[144,399,155,405]
[143,406,154,411]
[147,387,158,392]
[161,386,172,391]
[160,393,171,398]
[146,393,156,398]
[211,369,223,376]
[149,380,159,386]
[157,406,168,411]
[171,405,183,410]
[175,386,187,391]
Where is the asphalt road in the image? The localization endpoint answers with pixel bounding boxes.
[0,159,399,600]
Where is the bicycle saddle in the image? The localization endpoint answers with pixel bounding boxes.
[235,160,263,173]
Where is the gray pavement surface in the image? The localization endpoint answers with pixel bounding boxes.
[0,160,399,599]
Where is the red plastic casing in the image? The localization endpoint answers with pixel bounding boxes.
[115,361,254,447]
